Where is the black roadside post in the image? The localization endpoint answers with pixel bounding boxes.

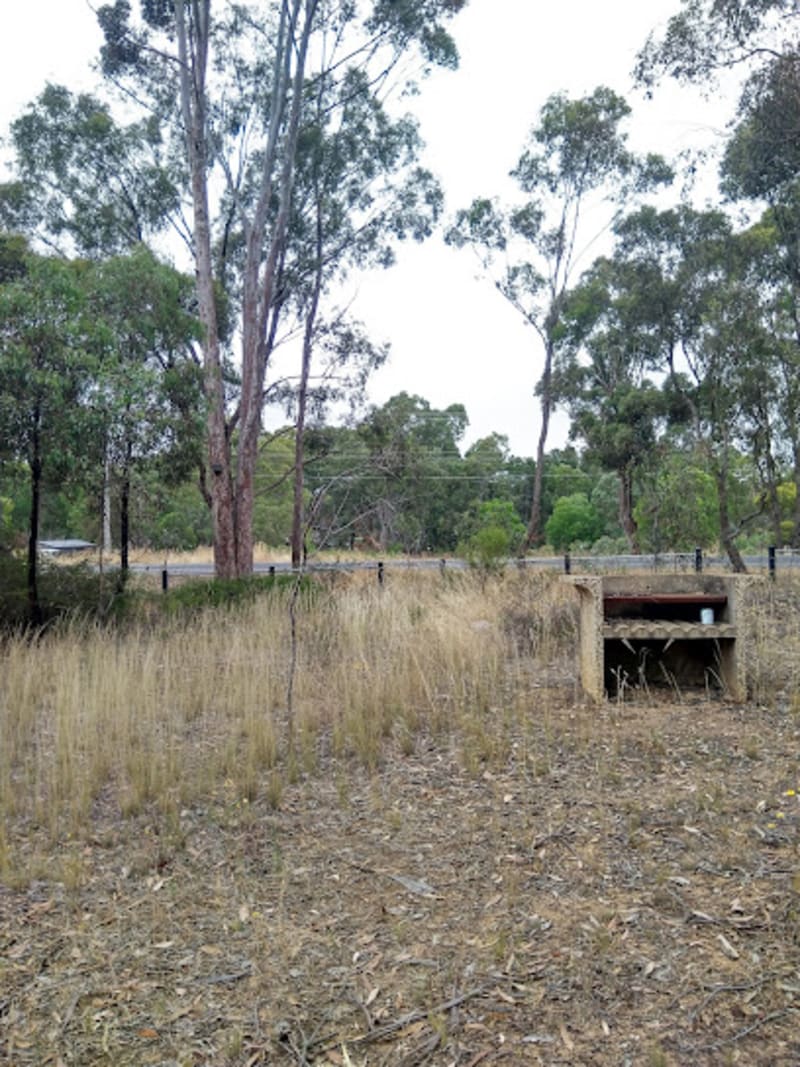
[564,552,571,575]
[769,546,776,581]
[162,565,169,593]
[440,558,446,576]
[269,565,275,578]
[695,547,703,573]
[378,561,384,586]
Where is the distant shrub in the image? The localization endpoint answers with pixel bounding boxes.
[545,493,602,552]
[590,534,629,556]
[458,498,526,572]
[160,573,315,617]
[0,555,118,633]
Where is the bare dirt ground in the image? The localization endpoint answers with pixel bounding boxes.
[2,591,800,1066]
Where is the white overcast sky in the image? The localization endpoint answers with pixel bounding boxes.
[0,1,743,458]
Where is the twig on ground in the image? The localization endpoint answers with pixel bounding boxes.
[201,964,253,985]
[681,1009,793,1053]
[687,974,782,1024]
[530,822,573,852]
[399,1030,442,1066]
[316,983,490,1051]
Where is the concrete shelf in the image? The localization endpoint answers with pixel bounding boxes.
[602,620,737,640]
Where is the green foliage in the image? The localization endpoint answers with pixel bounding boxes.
[253,432,299,548]
[635,1,793,91]
[590,534,629,556]
[635,459,718,553]
[458,498,526,570]
[0,250,100,621]
[590,473,624,540]
[0,495,14,551]
[461,525,511,572]
[447,85,671,544]
[545,493,602,552]
[0,233,28,282]
[353,392,469,552]
[0,559,314,634]
[0,556,115,633]
[7,84,178,255]
[542,460,593,514]
[160,574,314,617]
[150,484,212,551]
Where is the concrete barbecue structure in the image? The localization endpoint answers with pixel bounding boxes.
[567,573,756,702]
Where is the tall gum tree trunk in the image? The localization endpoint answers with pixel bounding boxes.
[118,440,131,592]
[525,338,554,549]
[290,350,311,569]
[232,0,314,576]
[715,465,747,573]
[102,448,112,555]
[27,404,42,627]
[791,444,800,548]
[291,195,324,569]
[176,0,238,578]
[618,465,640,552]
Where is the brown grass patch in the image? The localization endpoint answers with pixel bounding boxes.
[2,571,800,1064]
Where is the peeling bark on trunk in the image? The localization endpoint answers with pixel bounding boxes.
[715,465,747,573]
[290,363,309,570]
[117,439,132,593]
[525,339,554,549]
[27,403,42,628]
[291,177,324,569]
[235,0,314,575]
[102,449,112,555]
[792,445,800,549]
[176,0,238,577]
[618,465,640,553]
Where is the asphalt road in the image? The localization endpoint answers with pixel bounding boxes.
[130,550,800,579]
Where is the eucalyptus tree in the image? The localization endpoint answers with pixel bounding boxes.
[635,0,798,91]
[355,392,468,551]
[270,65,440,565]
[93,0,466,577]
[446,87,671,547]
[462,433,518,507]
[300,424,376,549]
[609,205,780,569]
[88,247,203,581]
[553,255,674,551]
[0,250,96,624]
[1,83,179,256]
[721,66,800,544]
[634,448,720,553]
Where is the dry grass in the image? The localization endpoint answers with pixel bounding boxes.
[0,571,572,844]
[2,570,800,1065]
[122,543,394,567]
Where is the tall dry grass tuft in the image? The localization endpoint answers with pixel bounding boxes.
[747,574,800,710]
[0,569,577,870]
